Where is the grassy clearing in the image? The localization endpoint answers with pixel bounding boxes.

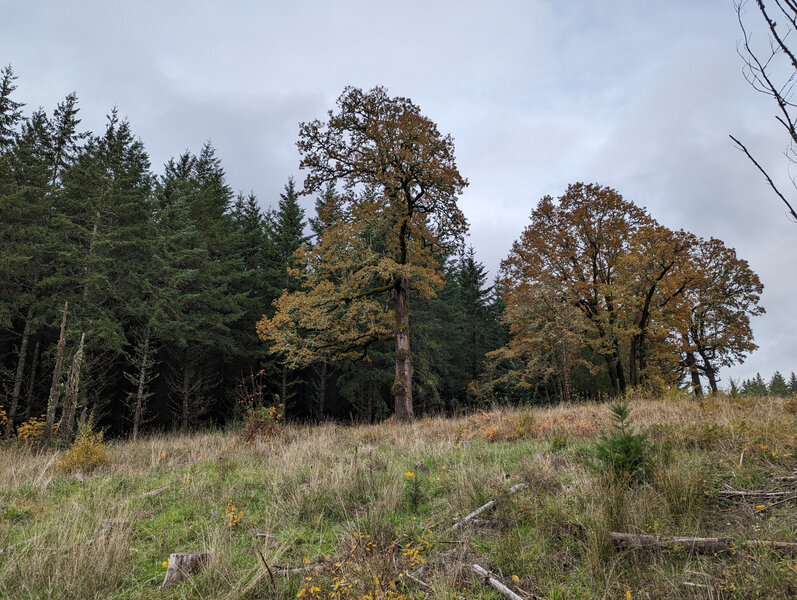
[1,394,796,599]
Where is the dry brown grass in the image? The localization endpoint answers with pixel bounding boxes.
[0,394,795,598]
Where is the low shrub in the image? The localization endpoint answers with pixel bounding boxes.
[16,414,55,447]
[239,402,284,445]
[55,418,111,475]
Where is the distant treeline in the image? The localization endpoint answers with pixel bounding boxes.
[732,371,797,397]
[0,69,768,439]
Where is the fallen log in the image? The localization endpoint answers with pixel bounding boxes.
[610,532,797,555]
[142,485,169,498]
[0,534,42,555]
[717,489,796,499]
[472,564,524,600]
[162,552,210,587]
[451,483,527,530]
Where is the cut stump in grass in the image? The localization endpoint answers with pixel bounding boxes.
[610,532,797,555]
[162,552,210,587]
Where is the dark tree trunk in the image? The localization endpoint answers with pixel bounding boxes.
[181,346,191,432]
[685,351,703,397]
[367,380,374,424]
[697,348,719,394]
[393,276,413,420]
[280,365,288,408]
[560,340,571,403]
[44,301,68,444]
[614,349,626,394]
[58,332,85,442]
[24,341,40,421]
[629,335,640,388]
[132,329,151,441]
[604,349,626,396]
[5,306,33,438]
[315,361,327,419]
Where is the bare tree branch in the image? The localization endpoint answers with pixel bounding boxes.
[730,134,797,221]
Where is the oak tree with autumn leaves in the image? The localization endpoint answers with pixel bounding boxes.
[489,183,763,400]
[257,87,468,420]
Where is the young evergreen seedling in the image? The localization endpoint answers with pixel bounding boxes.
[592,401,651,483]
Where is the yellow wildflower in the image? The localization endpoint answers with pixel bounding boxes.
[405,471,414,478]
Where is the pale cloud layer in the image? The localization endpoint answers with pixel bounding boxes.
[3,0,795,386]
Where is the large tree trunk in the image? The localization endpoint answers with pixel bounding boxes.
[5,306,33,438]
[697,348,719,394]
[44,301,68,444]
[614,348,627,394]
[604,349,626,396]
[132,328,151,441]
[685,351,703,397]
[58,332,85,442]
[393,276,414,420]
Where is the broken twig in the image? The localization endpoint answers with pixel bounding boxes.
[610,532,797,555]
[472,564,524,600]
[451,483,527,530]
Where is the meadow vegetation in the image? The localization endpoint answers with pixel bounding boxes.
[1,393,796,599]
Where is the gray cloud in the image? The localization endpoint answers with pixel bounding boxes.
[3,0,795,385]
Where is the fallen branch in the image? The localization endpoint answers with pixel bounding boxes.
[0,534,42,555]
[682,581,710,590]
[717,488,796,499]
[471,564,524,600]
[142,485,169,498]
[610,532,797,555]
[451,483,527,530]
[273,562,327,576]
[404,571,432,590]
[754,494,797,513]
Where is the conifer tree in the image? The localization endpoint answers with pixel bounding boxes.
[266,178,309,409]
[57,110,154,418]
[769,371,790,397]
[0,65,24,152]
[787,372,797,396]
[154,145,245,429]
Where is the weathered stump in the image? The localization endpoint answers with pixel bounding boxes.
[162,552,210,587]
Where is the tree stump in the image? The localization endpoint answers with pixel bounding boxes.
[162,552,210,587]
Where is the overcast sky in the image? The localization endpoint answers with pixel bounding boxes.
[3,0,795,386]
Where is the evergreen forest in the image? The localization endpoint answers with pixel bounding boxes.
[0,68,791,440]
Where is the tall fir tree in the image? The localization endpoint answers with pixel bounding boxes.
[769,371,790,397]
[266,178,309,410]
